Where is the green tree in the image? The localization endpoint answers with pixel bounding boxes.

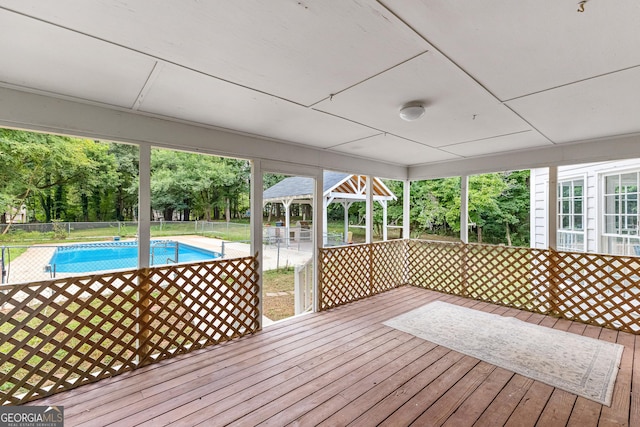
[0,130,104,231]
[408,172,529,245]
[151,150,249,221]
[109,143,139,221]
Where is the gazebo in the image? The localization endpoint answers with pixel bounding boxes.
[263,171,396,244]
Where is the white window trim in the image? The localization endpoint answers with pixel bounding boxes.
[598,168,640,255]
[556,174,587,252]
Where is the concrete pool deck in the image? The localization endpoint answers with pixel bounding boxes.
[2,236,313,325]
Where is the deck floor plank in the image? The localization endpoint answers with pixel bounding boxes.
[235,336,427,426]
[411,361,497,426]
[598,330,634,427]
[441,367,515,427]
[566,325,609,427]
[72,288,428,425]
[260,340,439,426]
[378,355,481,426]
[473,374,536,426]
[25,287,635,427]
[630,336,640,427]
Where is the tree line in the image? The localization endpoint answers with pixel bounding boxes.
[332,171,530,246]
[1,129,530,245]
[0,129,250,233]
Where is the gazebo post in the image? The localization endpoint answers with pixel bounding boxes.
[322,196,328,246]
[282,198,293,247]
[341,201,353,243]
[262,172,397,247]
[381,200,388,241]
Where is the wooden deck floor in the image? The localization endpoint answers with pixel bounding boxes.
[31,286,638,426]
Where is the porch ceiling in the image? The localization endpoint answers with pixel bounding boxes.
[0,1,639,177]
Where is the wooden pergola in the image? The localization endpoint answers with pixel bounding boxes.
[263,171,396,244]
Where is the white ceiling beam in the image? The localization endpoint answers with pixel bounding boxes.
[409,134,640,180]
[0,86,408,180]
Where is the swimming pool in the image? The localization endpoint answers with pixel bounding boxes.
[48,241,222,273]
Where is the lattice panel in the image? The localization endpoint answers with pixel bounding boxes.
[319,241,411,310]
[0,272,139,405]
[319,244,371,310]
[550,250,640,333]
[371,240,407,292]
[137,257,260,366]
[407,240,465,295]
[464,244,552,313]
[0,255,259,405]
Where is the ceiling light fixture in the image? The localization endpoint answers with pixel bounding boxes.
[399,102,426,121]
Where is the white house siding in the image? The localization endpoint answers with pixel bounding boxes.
[531,158,640,253]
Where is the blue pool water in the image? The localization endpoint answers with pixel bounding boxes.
[49,241,222,273]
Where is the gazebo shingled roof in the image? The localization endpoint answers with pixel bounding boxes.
[263,171,395,203]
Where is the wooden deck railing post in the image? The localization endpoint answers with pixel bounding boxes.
[317,248,324,311]
[369,243,374,297]
[548,248,561,315]
[461,243,469,297]
[136,267,152,366]
[404,239,410,286]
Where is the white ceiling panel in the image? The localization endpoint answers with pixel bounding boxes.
[138,64,379,148]
[315,51,531,148]
[443,130,553,158]
[382,0,640,101]
[507,67,640,144]
[0,10,155,108]
[0,0,427,106]
[329,134,460,166]
[0,1,638,174]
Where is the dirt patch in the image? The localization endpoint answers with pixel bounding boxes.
[263,268,295,321]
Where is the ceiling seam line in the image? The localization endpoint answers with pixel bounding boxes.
[306,50,429,107]
[324,133,385,150]
[503,64,640,102]
[374,2,561,155]
[131,62,163,111]
[0,7,312,109]
[363,1,569,157]
[438,130,534,149]
[375,1,506,105]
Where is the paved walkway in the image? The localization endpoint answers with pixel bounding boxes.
[168,235,312,270]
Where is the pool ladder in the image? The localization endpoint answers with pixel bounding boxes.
[151,241,179,265]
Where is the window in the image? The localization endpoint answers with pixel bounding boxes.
[602,172,640,255]
[557,178,585,252]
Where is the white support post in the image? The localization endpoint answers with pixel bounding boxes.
[381,200,388,241]
[548,166,558,250]
[403,180,410,239]
[460,174,469,244]
[138,144,151,269]
[250,160,264,329]
[322,197,328,246]
[366,176,374,244]
[313,171,324,312]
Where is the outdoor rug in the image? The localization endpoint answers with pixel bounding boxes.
[383,301,624,406]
